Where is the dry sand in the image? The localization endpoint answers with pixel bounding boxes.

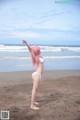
[0,70,80,120]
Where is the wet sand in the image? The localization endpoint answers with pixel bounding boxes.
[0,70,80,120]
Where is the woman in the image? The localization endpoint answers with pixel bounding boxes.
[22,40,44,110]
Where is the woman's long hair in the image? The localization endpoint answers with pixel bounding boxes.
[31,46,40,66]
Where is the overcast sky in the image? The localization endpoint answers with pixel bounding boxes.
[0,0,80,45]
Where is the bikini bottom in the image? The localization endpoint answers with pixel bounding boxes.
[32,71,41,79]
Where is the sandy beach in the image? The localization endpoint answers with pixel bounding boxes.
[0,70,80,120]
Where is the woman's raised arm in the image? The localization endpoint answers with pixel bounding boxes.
[22,40,31,52]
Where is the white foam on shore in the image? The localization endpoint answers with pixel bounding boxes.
[0,56,80,60]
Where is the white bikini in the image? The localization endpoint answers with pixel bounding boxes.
[40,57,44,63]
[32,57,44,79]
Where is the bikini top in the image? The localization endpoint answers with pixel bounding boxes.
[40,57,44,63]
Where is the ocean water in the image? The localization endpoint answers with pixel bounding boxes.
[0,44,80,72]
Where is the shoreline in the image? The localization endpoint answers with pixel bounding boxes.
[0,70,80,87]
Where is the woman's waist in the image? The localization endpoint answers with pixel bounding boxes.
[36,68,43,74]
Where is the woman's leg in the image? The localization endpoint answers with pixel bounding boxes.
[31,74,40,110]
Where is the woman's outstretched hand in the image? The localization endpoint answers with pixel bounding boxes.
[22,40,27,45]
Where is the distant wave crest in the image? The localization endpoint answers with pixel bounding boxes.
[0,45,80,52]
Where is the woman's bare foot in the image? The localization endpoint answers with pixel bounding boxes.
[34,102,39,105]
[31,105,39,110]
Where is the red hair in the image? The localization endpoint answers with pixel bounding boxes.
[30,46,40,66]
